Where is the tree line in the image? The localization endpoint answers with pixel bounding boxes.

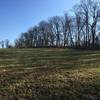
[0,40,12,48]
[15,0,100,49]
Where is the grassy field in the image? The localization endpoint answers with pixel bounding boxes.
[0,48,100,100]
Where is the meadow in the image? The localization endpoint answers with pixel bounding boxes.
[0,48,100,100]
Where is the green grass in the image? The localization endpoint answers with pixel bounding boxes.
[0,48,100,100]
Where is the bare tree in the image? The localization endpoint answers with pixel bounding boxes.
[49,16,62,47]
[1,41,4,48]
[5,39,10,48]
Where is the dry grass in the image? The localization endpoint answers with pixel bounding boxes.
[0,48,100,100]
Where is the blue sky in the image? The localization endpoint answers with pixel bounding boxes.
[0,0,80,43]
